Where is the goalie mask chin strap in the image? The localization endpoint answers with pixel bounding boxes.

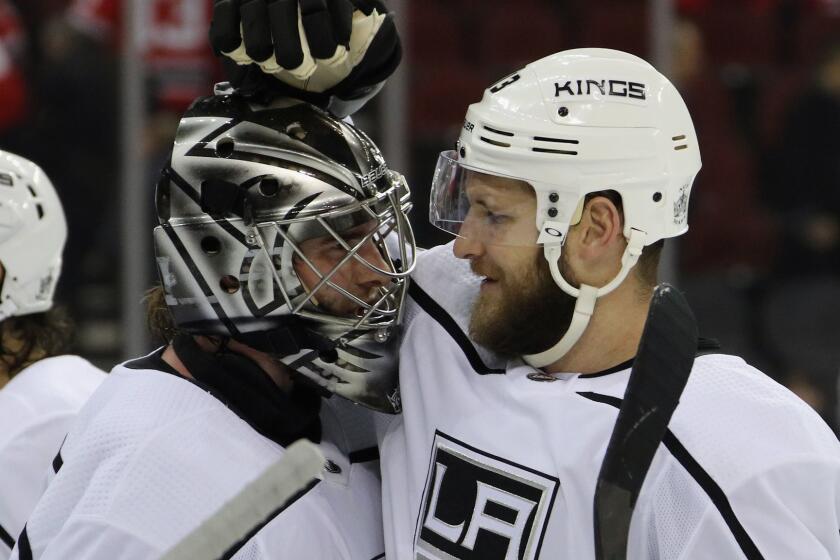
[523,229,646,369]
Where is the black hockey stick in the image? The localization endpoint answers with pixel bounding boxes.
[593,283,698,559]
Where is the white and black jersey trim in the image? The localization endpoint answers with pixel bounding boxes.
[0,523,14,550]
[52,438,66,474]
[578,391,765,560]
[407,281,504,375]
[6,444,66,555]
[15,526,30,560]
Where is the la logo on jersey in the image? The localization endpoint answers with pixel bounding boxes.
[415,431,559,560]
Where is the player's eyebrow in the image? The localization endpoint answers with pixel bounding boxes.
[471,191,506,212]
[476,200,503,216]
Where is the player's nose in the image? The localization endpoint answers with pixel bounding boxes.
[352,240,391,290]
[453,213,486,260]
[453,233,485,260]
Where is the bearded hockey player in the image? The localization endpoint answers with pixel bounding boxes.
[0,151,105,559]
[379,49,840,559]
[212,7,840,558]
[11,94,415,559]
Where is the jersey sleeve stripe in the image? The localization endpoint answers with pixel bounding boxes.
[0,523,14,550]
[52,447,64,474]
[662,430,765,559]
[577,391,766,560]
[15,524,31,560]
[407,281,505,375]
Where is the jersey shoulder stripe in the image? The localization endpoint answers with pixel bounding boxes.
[0,522,13,550]
[14,525,30,560]
[51,438,65,474]
[577,391,764,560]
[408,280,504,375]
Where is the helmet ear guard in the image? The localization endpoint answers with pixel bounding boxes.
[430,48,701,367]
[154,94,416,412]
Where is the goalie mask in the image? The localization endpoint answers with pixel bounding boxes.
[0,150,66,321]
[430,48,702,367]
[154,93,416,413]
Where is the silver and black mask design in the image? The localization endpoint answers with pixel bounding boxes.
[154,94,416,413]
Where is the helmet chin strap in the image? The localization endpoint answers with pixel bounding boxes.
[523,229,646,369]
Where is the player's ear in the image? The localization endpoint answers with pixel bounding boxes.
[564,196,626,287]
[578,196,623,254]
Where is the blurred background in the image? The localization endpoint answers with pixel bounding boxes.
[0,0,838,431]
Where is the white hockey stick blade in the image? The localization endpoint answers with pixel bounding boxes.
[161,439,325,560]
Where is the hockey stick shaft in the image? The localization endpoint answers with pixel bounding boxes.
[593,284,698,559]
[161,439,325,560]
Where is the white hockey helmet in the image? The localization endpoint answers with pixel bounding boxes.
[0,150,67,321]
[430,48,701,366]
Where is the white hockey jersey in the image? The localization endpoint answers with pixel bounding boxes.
[0,355,105,559]
[11,351,385,560]
[380,243,840,560]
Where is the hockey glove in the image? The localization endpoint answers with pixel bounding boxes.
[209,0,402,117]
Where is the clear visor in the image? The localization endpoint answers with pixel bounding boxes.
[429,150,541,247]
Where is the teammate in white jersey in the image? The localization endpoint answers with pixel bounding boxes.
[0,151,105,559]
[11,94,415,560]
[212,10,840,559]
[376,50,840,559]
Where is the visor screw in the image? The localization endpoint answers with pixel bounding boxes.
[324,460,342,474]
[549,192,559,203]
[558,106,569,118]
[653,192,663,202]
[459,146,467,158]
[548,208,558,218]
[375,329,390,343]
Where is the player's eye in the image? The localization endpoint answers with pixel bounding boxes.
[486,211,510,226]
